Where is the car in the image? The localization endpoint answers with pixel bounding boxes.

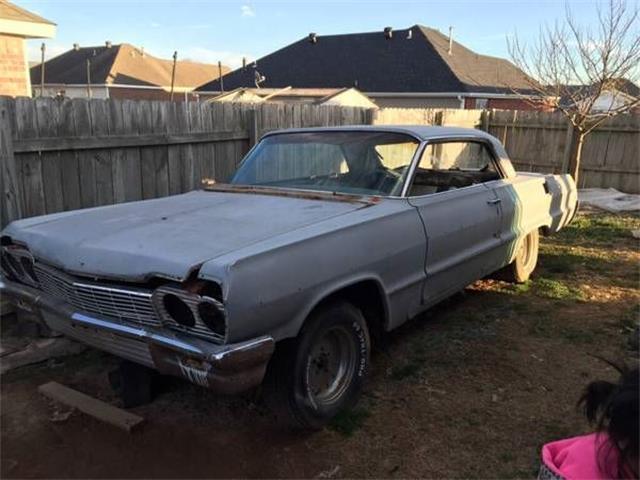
[0,125,577,428]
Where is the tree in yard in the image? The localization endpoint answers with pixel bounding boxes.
[508,0,640,185]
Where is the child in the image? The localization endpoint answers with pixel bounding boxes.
[539,364,639,480]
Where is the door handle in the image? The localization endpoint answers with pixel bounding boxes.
[487,198,501,205]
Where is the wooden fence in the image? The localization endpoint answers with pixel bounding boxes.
[374,107,639,193]
[0,98,372,227]
[1,97,638,228]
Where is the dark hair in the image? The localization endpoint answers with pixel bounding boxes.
[578,362,639,479]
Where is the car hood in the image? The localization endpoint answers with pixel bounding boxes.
[4,190,367,281]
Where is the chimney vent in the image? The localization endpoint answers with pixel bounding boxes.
[308,32,317,44]
[105,40,112,48]
[448,26,453,55]
[242,57,247,70]
[73,43,80,51]
[384,27,393,39]
[407,29,413,40]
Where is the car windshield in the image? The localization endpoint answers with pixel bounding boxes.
[230,131,420,196]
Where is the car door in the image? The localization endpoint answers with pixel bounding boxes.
[406,140,504,307]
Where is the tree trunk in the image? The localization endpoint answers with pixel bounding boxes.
[566,129,586,186]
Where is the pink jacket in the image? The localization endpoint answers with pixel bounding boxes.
[540,433,626,480]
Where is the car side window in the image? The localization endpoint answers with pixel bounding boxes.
[408,141,500,196]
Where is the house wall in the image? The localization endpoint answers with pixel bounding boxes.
[486,97,547,111]
[0,34,30,97]
[370,96,462,109]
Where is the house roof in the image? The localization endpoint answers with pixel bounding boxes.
[197,25,534,95]
[30,43,229,90]
[559,79,640,107]
[0,0,56,38]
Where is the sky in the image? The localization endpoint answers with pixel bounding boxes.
[20,0,609,69]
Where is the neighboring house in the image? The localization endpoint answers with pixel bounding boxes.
[0,0,55,97]
[30,43,229,101]
[197,25,540,110]
[208,86,378,108]
[560,79,640,113]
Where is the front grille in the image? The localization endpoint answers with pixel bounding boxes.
[34,263,160,327]
[32,262,224,344]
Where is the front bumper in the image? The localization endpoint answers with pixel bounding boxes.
[1,278,274,394]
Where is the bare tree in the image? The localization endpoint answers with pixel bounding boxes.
[508,0,640,185]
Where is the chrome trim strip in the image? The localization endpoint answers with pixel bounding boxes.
[71,312,206,357]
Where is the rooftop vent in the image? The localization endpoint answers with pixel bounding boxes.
[308,32,317,44]
[384,27,393,39]
[448,26,453,55]
[73,43,80,51]
[407,29,412,40]
[242,57,247,70]
[105,40,112,48]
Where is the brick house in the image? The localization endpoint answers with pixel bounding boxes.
[0,0,55,97]
[198,25,543,110]
[30,43,229,101]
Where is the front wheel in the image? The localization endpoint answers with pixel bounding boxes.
[264,301,370,429]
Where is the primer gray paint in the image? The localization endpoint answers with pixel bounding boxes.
[2,126,578,346]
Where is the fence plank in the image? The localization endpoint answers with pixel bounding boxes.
[90,100,114,206]
[0,98,23,224]
[72,99,97,207]
[15,98,45,217]
[35,98,64,214]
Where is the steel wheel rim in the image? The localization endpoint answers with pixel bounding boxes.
[306,326,358,407]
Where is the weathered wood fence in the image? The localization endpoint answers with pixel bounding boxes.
[1,97,638,228]
[374,107,640,193]
[0,98,372,227]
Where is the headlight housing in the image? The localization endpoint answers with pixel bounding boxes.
[151,283,227,342]
[1,245,39,287]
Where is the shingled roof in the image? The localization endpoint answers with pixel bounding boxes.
[31,43,228,90]
[197,25,534,94]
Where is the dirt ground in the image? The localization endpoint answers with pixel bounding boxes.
[1,211,638,479]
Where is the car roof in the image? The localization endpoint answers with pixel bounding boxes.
[262,125,498,142]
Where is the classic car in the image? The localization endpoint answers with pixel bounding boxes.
[0,126,577,428]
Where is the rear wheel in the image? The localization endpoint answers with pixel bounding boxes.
[264,301,370,429]
[503,229,539,283]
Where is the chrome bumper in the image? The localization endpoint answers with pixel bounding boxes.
[1,278,275,394]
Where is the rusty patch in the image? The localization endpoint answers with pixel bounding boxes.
[202,183,379,205]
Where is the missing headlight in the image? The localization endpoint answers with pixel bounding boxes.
[197,299,226,337]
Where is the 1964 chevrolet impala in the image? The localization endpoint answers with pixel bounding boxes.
[0,126,577,427]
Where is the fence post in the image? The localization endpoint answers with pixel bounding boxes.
[0,99,23,227]
[480,109,491,132]
[247,108,259,147]
[366,107,377,125]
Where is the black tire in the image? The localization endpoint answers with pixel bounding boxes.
[264,301,370,429]
[502,229,539,283]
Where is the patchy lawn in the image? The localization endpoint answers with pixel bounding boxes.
[1,211,638,479]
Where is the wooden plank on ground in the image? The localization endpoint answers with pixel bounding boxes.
[38,381,144,432]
